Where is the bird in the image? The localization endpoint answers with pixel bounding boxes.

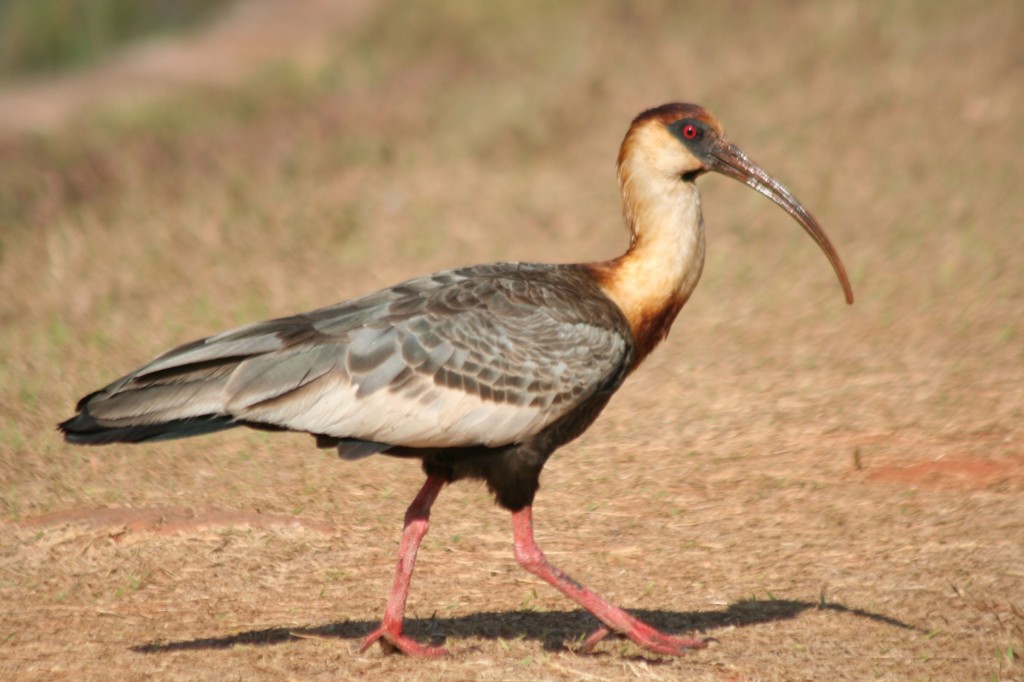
[60,103,854,657]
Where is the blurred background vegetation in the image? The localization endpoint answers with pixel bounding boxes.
[0,0,231,80]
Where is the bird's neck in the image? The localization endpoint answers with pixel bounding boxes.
[589,163,706,368]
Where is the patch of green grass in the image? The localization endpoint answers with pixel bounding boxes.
[113,569,151,598]
[519,589,538,611]
[0,0,232,80]
[1,489,23,521]
[996,642,1017,671]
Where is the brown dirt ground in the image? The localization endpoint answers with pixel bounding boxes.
[1,1,1022,680]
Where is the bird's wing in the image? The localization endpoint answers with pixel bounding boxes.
[80,265,632,449]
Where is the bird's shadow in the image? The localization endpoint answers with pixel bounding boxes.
[133,599,922,655]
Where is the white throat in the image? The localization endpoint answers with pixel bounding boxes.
[600,162,707,330]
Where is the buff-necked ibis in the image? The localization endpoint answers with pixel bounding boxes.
[60,103,853,656]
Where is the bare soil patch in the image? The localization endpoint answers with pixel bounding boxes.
[868,456,1024,490]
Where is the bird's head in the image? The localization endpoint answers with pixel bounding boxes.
[620,103,854,304]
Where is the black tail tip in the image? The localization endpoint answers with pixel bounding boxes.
[58,412,241,445]
[58,412,118,445]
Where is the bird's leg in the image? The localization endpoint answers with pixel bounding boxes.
[359,474,448,657]
[511,505,709,656]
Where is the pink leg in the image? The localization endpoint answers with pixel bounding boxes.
[359,475,448,656]
[512,505,709,656]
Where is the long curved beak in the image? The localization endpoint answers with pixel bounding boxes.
[706,141,854,305]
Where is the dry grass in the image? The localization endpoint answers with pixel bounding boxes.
[1,1,1022,680]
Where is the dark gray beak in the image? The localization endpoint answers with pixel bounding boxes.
[707,141,854,305]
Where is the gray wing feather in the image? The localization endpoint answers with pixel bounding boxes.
[81,264,631,449]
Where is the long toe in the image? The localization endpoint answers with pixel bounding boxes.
[581,624,708,656]
[630,629,709,656]
[359,625,450,657]
[580,625,612,652]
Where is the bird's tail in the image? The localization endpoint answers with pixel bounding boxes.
[58,335,251,445]
[59,406,240,445]
[59,303,357,447]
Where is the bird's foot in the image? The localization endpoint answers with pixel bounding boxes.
[358,624,449,657]
[580,624,711,656]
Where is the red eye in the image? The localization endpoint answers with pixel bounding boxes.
[682,123,699,139]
